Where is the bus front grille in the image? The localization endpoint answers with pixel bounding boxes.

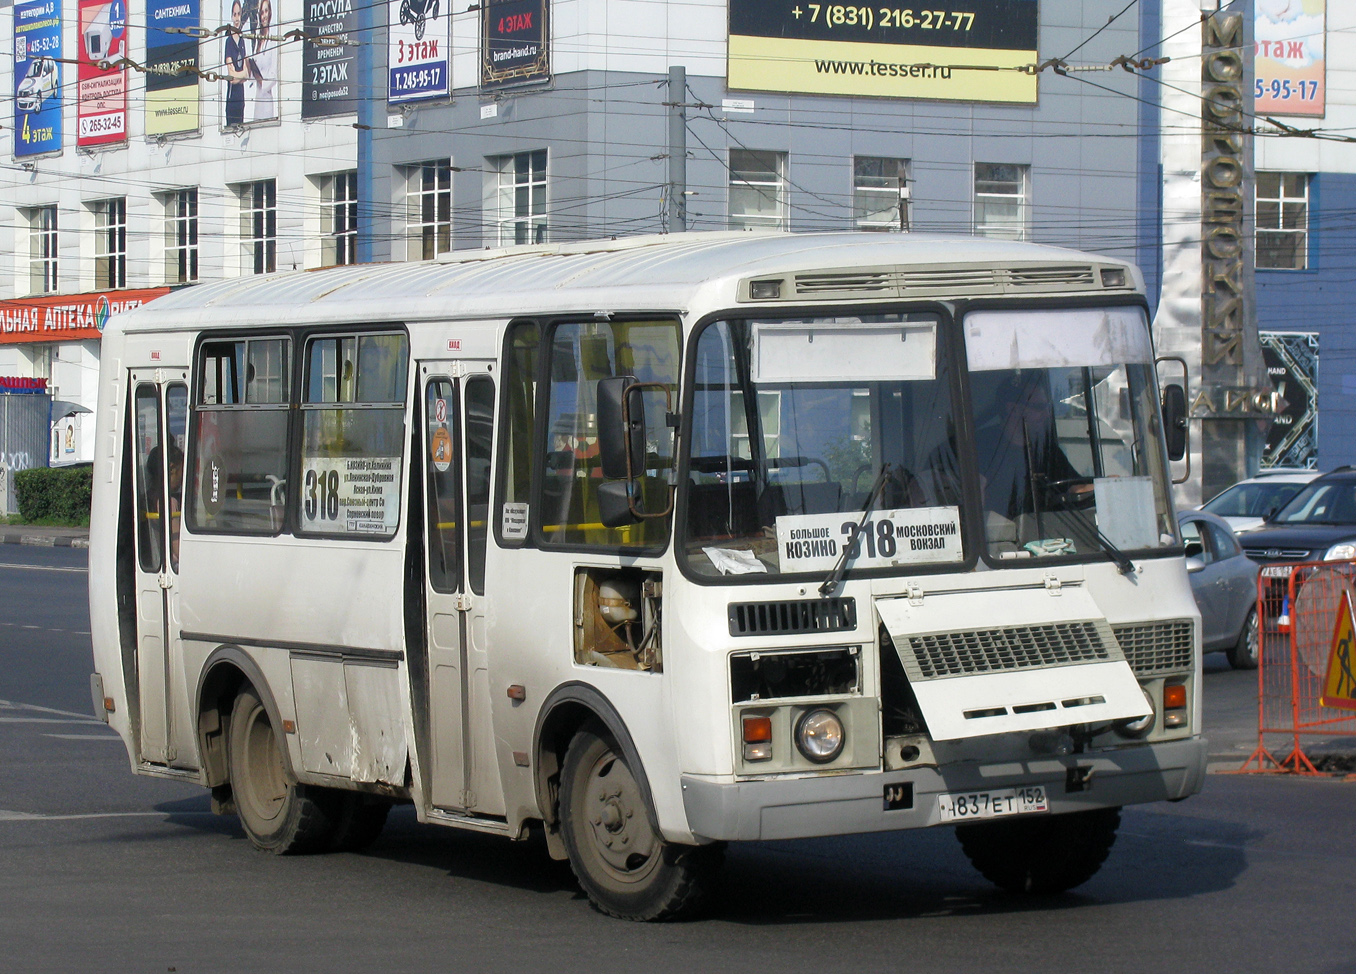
[1113,621,1194,675]
[898,621,1115,679]
[728,597,857,636]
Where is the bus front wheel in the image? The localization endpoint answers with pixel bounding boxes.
[558,724,721,920]
[956,806,1121,894]
[228,686,336,855]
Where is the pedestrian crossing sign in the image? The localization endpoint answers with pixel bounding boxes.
[1322,590,1356,710]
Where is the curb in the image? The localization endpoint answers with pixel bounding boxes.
[0,533,89,549]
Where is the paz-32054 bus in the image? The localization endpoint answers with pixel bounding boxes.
[89,232,1203,920]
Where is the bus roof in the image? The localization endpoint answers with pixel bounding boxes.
[110,231,1141,335]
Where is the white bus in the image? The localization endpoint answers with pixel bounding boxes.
[89,232,1203,920]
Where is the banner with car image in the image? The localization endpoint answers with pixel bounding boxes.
[77,0,128,147]
[13,0,64,158]
[146,0,201,136]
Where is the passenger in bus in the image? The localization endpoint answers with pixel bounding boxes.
[145,442,185,565]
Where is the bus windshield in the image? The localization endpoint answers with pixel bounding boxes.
[681,307,1176,579]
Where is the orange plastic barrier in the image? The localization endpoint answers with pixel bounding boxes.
[1237,562,1356,775]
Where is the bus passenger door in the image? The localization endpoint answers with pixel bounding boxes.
[420,365,503,813]
[128,372,191,768]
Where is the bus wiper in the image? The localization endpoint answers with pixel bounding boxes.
[819,463,895,598]
[1091,526,1135,576]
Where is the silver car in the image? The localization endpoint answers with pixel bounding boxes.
[1178,510,1260,668]
[1200,468,1320,534]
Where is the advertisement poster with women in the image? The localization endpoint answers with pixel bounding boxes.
[12,0,64,157]
[221,0,279,125]
[77,0,128,146]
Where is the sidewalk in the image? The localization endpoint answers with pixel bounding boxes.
[0,524,89,548]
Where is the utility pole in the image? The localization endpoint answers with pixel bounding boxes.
[667,66,687,232]
[356,0,376,263]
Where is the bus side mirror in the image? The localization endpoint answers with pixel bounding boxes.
[598,479,643,528]
[598,375,645,481]
[1162,383,1187,462]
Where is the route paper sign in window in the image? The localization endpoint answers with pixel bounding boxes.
[775,507,963,573]
[727,0,1037,102]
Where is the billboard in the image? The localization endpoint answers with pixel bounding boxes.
[1261,332,1318,469]
[13,0,63,158]
[481,0,549,91]
[147,0,200,136]
[0,289,173,345]
[77,0,128,147]
[728,0,1037,102]
[221,0,280,125]
[389,0,450,103]
[1255,0,1324,117]
[303,0,357,117]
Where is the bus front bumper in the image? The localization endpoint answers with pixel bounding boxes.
[680,736,1206,843]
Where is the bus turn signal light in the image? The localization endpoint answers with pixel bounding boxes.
[1163,683,1187,727]
[742,715,773,761]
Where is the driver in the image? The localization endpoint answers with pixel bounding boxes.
[972,370,1088,522]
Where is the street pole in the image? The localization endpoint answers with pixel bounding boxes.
[356,0,376,263]
[667,65,686,233]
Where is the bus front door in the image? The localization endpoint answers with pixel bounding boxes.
[420,365,503,813]
[128,372,192,768]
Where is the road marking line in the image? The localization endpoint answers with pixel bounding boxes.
[0,563,87,573]
[45,733,120,740]
[0,700,101,720]
[0,717,102,724]
[0,809,217,822]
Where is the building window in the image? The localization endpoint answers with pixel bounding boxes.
[494,150,547,246]
[729,150,786,231]
[29,205,58,294]
[854,157,910,231]
[405,161,452,260]
[164,189,199,283]
[321,171,359,266]
[240,180,277,275]
[94,198,127,290]
[1257,172,1309,270]
[974,163,1029,240]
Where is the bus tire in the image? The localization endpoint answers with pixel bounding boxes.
[1227,607,1260,670]
[559,723,721,921]
[956,806,1120,894]
[328,793,392,852]
[228,686,336,855]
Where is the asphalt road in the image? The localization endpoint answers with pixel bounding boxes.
[2,545,1354,973]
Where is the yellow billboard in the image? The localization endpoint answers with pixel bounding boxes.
[728,0,1038,103]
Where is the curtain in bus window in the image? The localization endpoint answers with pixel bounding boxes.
[540,319,678,548]
[465,376,495,593]
[300,333,409,537]
[189,338,290,535]
[425,378,460,593]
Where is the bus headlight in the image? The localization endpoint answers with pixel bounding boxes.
[795,708,845,763]
[1114,686,1157,739]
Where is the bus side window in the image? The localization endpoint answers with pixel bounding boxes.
[189,338,291,535]
[298,332,409,538]
[495,320,540,547]
[426,378,460,593]
[539,317,679,549]
[133,383,164,572]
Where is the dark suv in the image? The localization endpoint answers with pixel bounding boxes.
[1239,467,1356,566]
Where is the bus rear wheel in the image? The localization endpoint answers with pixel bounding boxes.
[228,686,336,855]
[956,806,1121,894]
[558,724,721,921]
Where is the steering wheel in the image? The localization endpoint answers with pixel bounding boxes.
[1043,476,1096,509]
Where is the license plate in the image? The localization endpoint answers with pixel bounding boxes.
[937,785,1048,822]
[1260,566,1291,578]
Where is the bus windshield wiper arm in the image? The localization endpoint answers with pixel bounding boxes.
[819,463,895,598]
[1092,526,1135,576]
